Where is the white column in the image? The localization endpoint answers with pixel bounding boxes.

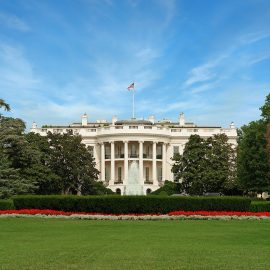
[152,141,157,185]
[110,141,115,185]
[124,141,129,185]
[139,141,144,185]
[100,143,105,181]
[162,143,167,181]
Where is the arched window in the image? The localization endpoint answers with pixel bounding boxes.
[146,188,152,195]
[116,188,121,195]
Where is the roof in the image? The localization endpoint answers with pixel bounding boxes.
[115,119,153,125]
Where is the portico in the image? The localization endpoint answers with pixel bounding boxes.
[100,140,168,194]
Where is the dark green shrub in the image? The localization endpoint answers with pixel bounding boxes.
[0,200,14,210]
[13,195,251,214]
[151,180,182,195]
[249,201,270,212]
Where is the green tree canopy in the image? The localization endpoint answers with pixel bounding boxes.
[260,93,270,122]
[237,120,270,192]
[0,116,37,197]
[237,92,270,193]
[0,99,10,112]
[172,134,237,195]
[47,131,99,195]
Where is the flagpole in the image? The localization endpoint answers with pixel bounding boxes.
[132,88,135,118]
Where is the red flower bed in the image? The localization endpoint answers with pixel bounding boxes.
[0,209,98,216]
[1,209,270,217]
[168,210,270,216]
[0,209,158,216]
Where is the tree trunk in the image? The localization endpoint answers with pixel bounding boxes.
[77,183,82,196]
[63,187,70,195]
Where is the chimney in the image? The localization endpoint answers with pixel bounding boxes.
[31,122,37,129]
[112,116,118,125]
[148,115,155,124]
[230,122,235,129]
[81,113,88,126]
[179,112,185,126]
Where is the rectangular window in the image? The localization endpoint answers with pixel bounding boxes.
[129,126,138,129]
[157,167,162,181]
[130,144,138,158]
[105,167,110,181]
[116,146,123,158]
[144,126,152,129]
[105,146,111,159]
[156,145,162,159]
[173,146,179,154]
[118,167,122,182]
[145,167,150,181]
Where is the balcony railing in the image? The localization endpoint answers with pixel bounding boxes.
[114,180,123,184]
[105,154,162,159]
[115,154,124,158]
[144,181,153,184]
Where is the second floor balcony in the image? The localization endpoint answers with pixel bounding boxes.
[105,153,163,160]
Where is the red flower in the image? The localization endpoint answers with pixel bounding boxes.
[1,209,270,217]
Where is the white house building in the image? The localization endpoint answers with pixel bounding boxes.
[30,113,237,195]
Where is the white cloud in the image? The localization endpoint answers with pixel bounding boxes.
[247,51,270,66]
[239,31,270,45]
[0,44,39,90]
[184,54,229,87]
[190,81,220,94]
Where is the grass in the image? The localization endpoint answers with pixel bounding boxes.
[0,218,270,270]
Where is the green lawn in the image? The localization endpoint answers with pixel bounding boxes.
[0,218,270,270]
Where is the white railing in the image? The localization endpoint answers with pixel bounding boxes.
[35,126,237,138]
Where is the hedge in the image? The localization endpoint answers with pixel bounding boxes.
[13,195,251,214]
[250,201,270,212]
[0,200,14,210]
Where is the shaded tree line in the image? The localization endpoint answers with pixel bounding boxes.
[0,100,112,198]
[171,93,270,196]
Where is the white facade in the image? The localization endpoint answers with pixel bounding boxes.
[30,113,237,195]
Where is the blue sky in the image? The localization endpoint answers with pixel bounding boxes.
[0,0,270,128]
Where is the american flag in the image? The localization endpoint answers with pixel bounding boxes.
[127,82,135,90]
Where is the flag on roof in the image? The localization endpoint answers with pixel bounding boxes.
[127,82,135,90]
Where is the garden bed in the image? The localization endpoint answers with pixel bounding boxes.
[1,209,270,220]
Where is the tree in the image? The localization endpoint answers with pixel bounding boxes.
[25,133,61,194]
[204,134,238,194]
[0,151,34,199]
[0,99,10,112]
[47,131,99,195]
[0,116,59,197]
[172,134,237,195]
[172,135,208,195]
[237,120,270,193]
[0,116,36,196]
[237,93,270,193]
[260,93,270,122]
